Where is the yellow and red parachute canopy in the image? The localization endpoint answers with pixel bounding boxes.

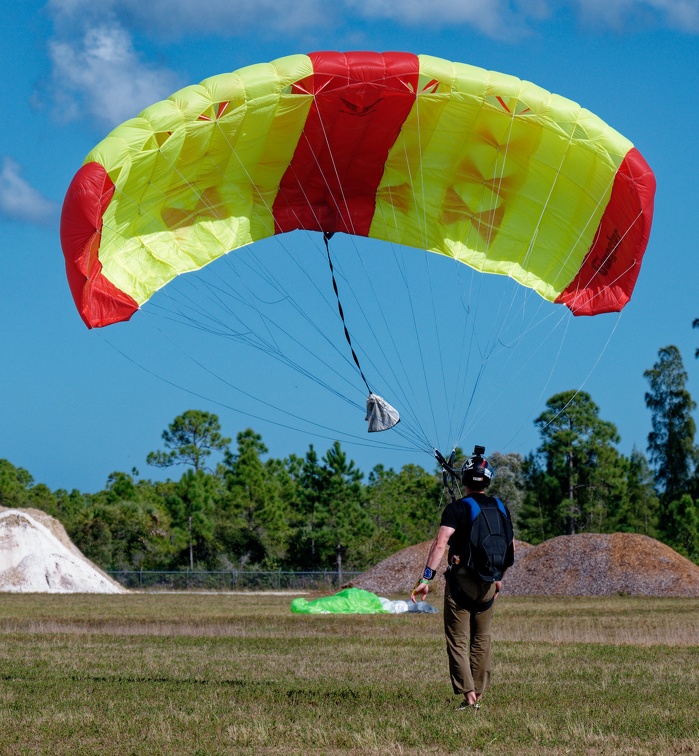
[61,51,655,329]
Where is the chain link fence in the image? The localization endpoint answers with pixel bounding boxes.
[106,569,362,591]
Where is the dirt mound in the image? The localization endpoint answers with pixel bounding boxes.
[503,533,699,597]
[349,533,699,598]
[0,507,125,593]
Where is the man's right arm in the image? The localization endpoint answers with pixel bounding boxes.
[410,525,454,602]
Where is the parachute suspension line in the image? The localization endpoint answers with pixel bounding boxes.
[205,136,374,382]
[101,331,414,453]
[411,90,431,251]
[154,324,363,433]
[448,125,577,447]
[321,232,429,446]
[432,100,520,451]
[412,96,453,445]
[323,232,371,394]
[535,310,624,439]
[361,168,435,446]
[325,235,434,453]
[148,286,365,410]
[392,94,445,448]
[215,245,360,378]
[306,94,427,429]
[214,121,404,406]
[549,171,617,294]
[513,129,578,318]
[209,120,413,441]
[136,230,364,405]
[448,101,560,453]
[475,306,573,450]
[292,103,427,441]
[101,144,374,426]
[150,131,381,413]
[434,158,517,452]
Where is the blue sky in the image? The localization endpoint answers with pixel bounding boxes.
[2,0,698,492]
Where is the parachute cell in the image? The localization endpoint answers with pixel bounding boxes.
[61,51,655,329]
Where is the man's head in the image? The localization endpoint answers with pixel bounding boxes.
[461,445,493,491]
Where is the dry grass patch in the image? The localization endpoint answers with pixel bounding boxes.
[0,594,698,754]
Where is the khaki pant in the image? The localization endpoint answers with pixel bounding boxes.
[443,568,497,697]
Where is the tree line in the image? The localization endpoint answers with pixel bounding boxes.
[2,344,698,572]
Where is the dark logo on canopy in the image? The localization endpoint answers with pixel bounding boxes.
[591,228,621,277]
[340,97,383,116]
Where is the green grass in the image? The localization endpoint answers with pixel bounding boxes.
[1,594,698,754]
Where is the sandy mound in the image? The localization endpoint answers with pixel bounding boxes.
[349,534,699,598]
[0,507,125,593]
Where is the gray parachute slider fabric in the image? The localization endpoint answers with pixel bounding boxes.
[365,393,400,432]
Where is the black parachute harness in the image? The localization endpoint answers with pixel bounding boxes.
[323,231,400,433]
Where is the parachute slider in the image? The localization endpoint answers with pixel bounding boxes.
[365,393,400,432]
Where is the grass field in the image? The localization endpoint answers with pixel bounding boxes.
[1,592,698,755]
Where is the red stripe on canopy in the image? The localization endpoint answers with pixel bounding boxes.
[60,162,139,328]
[556,147,655,316]
[272,51,420,237]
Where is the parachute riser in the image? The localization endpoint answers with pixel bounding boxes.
[435,448,461,500]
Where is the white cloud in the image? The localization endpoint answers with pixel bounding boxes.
[346,0,699,34]
[132,0,331,38]
[343,0,546,38]
[574,0,699,31]
[48,0,332,40]
[0,158,59,226]
[42,0,699,130]
[48,22,180,129]
[47,0,699,39]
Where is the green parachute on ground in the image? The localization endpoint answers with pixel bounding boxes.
[291,588,387,614]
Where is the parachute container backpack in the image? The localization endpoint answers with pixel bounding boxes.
[464,497,514,582]
[60,51,655,442]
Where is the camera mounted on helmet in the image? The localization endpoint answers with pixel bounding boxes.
[461,445,493,490]
[434,444,494,497]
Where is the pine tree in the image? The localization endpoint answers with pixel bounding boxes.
[644,345,697,508]
[221,429,291,567]
[519,390,624,537]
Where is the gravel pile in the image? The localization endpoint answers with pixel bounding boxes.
[503,533,699,597]
[348,533,699,598]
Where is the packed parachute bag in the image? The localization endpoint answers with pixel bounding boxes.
[463,497,514,582]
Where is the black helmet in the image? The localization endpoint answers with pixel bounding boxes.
[461,447,493,490]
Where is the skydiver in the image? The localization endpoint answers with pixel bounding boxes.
[410,446,515,710]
